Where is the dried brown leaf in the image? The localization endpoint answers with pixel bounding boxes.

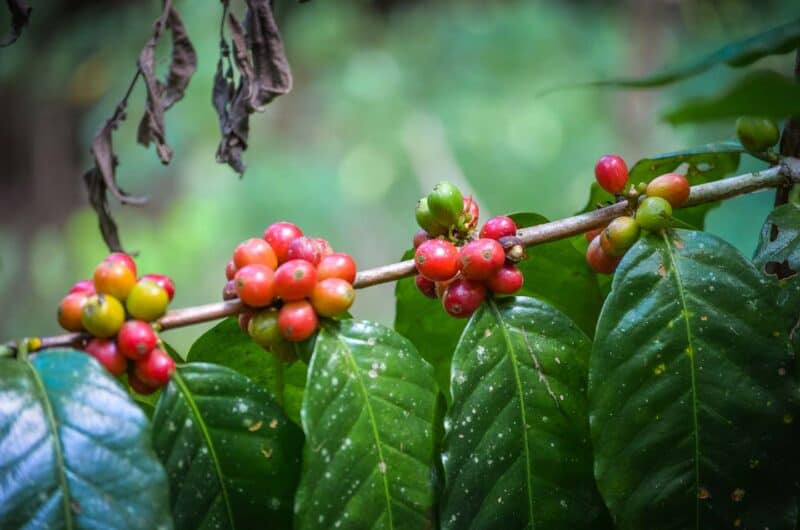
[1,0,31,47]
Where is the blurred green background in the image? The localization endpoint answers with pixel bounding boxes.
[0,0,796,352]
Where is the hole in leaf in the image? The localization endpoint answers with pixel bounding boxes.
[769,223,779,242]
[764,259,796,280]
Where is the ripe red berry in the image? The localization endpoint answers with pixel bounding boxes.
[274,259,317,301]
[486,264,524,295]
[412,229,430,249]
[222,279,238,301]
[58,292,88,332]
[69,279,96,295]
[278,300,319,342]
[442,279,486,318]
[594,154,629,194]
[586,235,622,275]
[286,236,322,266]
[225,259,237,281]
[234,238,278,270]
[311,278,355,317]
[105,252,137,277]
[235,264,276,307]
[317,253,357,283]
[134,348,176,387]
[461,196,480,231]
[313,238,334,258]
[263,222,304,264]
[128,370,158,395]
[584,224,607,243]
[646,173,690,208]
[459,238,505,280]
[85,338,127,376]
[140,273,175,301]
[414,239,460,282]
[415,275,437,299]
[93,259,137,301]
[117,320,158,360]
[480,216,517,240]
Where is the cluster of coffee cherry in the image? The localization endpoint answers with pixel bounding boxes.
[586,155,690,274]
[57,253,176,394]
[412,181,526,319]
[222,222,356,360]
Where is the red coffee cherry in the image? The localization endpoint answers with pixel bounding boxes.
[311,278,355,317]
[234,238,278,271]
[134,348,176,387]
[69,279,96,295]
[594,154,629,194]
[461,195,480,231]
[225,259,237,281]
[222,279,238,301]
[459,238,505,280]
[85,338,128,376]
[486,264,524,295]
[278,300,319,342]
[235,264,276,308]
[317,253,356,283]
[140,273,175,301]
[414,239,460,282]
[313,238,334,258]
[105,252,137,277]
[58,292,88,332]
[412,229,430,249]
[128,370,158,395]
[286,237,322,266]
[442,279,486,318]
[415,275,437,299]
[584,224,607,243]
[93,259,137,301]
[646,173,690,208]
[239,312,254,333]
[117,320,158,360]
[480,216,517,240]
[586,235,622,274]
[263,222,304,264]
[274,259,317,301]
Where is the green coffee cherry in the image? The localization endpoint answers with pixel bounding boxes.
[600,216,641,256]
[248,309,282,347]
[636,197,673,232]
[427,181,463,227]
[415,197,447,236]
[736,116,780,153]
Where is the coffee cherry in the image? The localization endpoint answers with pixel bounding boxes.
[586,235,621,275]
[126,280,170,321]
[140,273,175,301]
[412,229,430,249]
[234,238,278,271]
[134,348,176,387]
[274,259,317,301]
[58,293,88,332]
[636,196,673,232]
[234,264,276,308]
[435,276,457,299]
[105,252,137,277]
[442,279,486,318]
[415,197,447,236]
[736,116,780,153]
[646,173,690,208]
[278,300,318,342]
[239,312,253,333]
[82,294,125,338]
[263,222,304,263]
[286,236,322,266]
[460,195,480,231]
[415,239,460,282]
[415,275,437,299]
[117,320,158,360]
[459,238,505,280]
[85,338,127,376]
[93,259,137,301]
[428,181,464,227]
[317,253,356,283]
[584,225,606,243]
[486,264,524,295]
[225,259,237,281]
[311,278,355,317]
[480,216,517,240]
[248,308,282,347]
[594,154,629,194]
[69,279,96,295]
[222,279,238,301]
[599,216,641,257]
[128,370,158,395]
[313,238,334,258]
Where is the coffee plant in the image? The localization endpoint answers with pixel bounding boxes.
[2,3,800,530]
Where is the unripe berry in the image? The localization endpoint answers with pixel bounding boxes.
[93,259,137,301]
[278,300,318,342]
[480,216,517,240]
[58,293,88,332]
[234,238,278,270]
[442,279,486,319]
[222,279,238,301]
[134,348,176,387]
[594,154,629,194]
[117,320,158,360]
[414,239,460,282]
[69,279,96,295]
[646,173,690,208]
[736,116,780,153]
[274,259,317,301]
[428,181,464,227]
[126,280,169,322]
[599,216,641,257]
[415,197,447,236]
[234,264,276,308]
[286,236,322,266]
[85,338,127,376]
[460,195,480,231]
[82,294,125,338]
[459,238,505,280]
[636,196,673,232]
[311,278,355,317]
[140,273,175,301]
[263,222,303,263]
[317,253,357,283]
[248,308,282,347]
[412,229,430,249]
[128,370,158,395]
[586,235,621,275]
[225,259,237,281]
[486,264,524,295]
[105,252,137,277]
[415,275,437,299]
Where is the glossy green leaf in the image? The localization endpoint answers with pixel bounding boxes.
[590,230,797,529]
[295,320,438,530]
[152,363,303,530]
[440,296,611,529]
[187,317,307,425]
[0,349,172,529]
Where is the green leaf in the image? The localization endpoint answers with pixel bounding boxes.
[440,297,611,529]
[0,349,172,529]
[152,363,303,530]
[664,70,800,125]
[590,230,797,529]
[295,320,438,530]
[187,317,307,425]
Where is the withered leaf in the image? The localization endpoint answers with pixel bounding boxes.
[1,0,31,47]
[82,167,124,253]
